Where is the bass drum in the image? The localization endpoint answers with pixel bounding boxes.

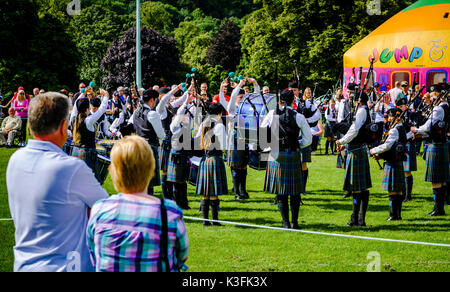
[236,93,277,147]
[248,149,271,171]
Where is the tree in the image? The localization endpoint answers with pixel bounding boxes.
[71,5,133,86]
[206,19,242,73]
[141,1,184,37]
[240,0,414,92]
[101,27,182,90]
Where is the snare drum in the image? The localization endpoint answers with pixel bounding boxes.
[97,140,117,157]
[188,156,202,186]
[249,150,270,170]
[95,154,111,185]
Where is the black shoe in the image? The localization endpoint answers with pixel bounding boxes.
[343,191,352,199]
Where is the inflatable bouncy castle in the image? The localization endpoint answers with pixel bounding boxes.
[343,0,450,93]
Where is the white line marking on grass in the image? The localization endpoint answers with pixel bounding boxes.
[184,216,450,248]
[0,218,13,221]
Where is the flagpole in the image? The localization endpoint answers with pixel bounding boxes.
[136,0,142,89]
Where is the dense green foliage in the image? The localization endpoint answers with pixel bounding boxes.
[1,0,414,97]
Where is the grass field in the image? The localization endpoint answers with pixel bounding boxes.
[0,143,449,272]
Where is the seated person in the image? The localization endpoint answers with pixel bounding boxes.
[0,108,22,147]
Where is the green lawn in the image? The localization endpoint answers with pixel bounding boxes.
[0,144,449,272]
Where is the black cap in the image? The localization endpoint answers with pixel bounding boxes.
[160,87,171,95]
[357,92,369,104]
[347,83,358,91]
[208,102,225,116]
[76,97,90,113]
[142,89,159,103]
[288,81,299,89]
[387,108,402,117]
[280,89,295,105]
[429,84,441,93]
[395,97,408,107]
[90,97,102,108]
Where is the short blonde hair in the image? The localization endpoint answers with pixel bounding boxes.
[109,135,155,194]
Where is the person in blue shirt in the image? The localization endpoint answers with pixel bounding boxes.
[6,92,108,272]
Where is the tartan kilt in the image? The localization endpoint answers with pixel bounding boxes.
[227,149,249,169]
[71,146,97,171]
[167,151,190,183]
[160,146,171,173]
[264,151,304,196]
[424,143,450,183]
[403,142,417,172]
[343,145,372,192]
[149,145,161,187]
[300,146,312,163]
[325,121,336,138]
[336,149,348,169]
[381,162,405,192]
[195,155,228,196]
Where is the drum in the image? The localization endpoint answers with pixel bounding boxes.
[236,93,277,146]
[62,142,74,156]
[248,149,270,170]
[95,154,111,185]
[96,145,108,157]
[97,140,117,157]
[188,156,202,186]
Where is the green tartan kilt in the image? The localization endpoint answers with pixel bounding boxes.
[195,155,228,197]
[424,143,450,183]
[343,145,372,192]
[264,151,304,196]
[381,161,405,192]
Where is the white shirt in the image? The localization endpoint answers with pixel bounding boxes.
[295,98,322,124]
[194,118,228,151]
[326,106,337,122]
[389,88,402,104]
[7,140,108,272]
[143,104,165,140]
[371,125,400,155]
[70,95,109,132]
[170,103,194,151]
[261,106,312,149]
[338,105,368,145]
[157,91,189,121]
[416,101,448,136]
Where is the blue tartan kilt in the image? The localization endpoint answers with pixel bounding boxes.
[167,151,190,183]
[195,155,228,197]
[424,143,450,183]
[301,146,312,163]
[71,146,97,171]
[227,149,249,169]
[381,161,405,192]
[160,145,171,173]
[336,149,348,169]
[343,145,372,192]
[403,142,417,172]
[149,145,161,187]
[264,151,304,196]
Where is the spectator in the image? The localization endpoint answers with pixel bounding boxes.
[73,83,86,106]
[243,86,251,94]
[13,88,29,147]
[153,85,160,93]
[6,87,31,107]
[7,92,108,272]
[263,86,270,94]
[39,89,45,94]
[0,107,22,147]
[388,81,402,104]
[0,95,5,118]
[87,135,189,272]
[33,88,40,98]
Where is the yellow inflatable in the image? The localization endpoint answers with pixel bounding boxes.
[344,0,450,92]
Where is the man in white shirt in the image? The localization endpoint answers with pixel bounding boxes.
[388,81,403,104]
[133,89,165,195]
[7,93,108,272]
